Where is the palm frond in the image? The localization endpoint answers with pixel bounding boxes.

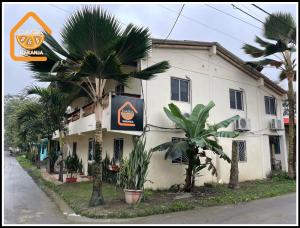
[242,44,264,58]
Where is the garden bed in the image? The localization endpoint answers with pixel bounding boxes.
[16,155,296,219]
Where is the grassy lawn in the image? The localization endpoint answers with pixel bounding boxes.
[16,155,296,218]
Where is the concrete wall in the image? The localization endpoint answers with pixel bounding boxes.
[57,45,287,190]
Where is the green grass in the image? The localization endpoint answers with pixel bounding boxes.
[16,155,296,219]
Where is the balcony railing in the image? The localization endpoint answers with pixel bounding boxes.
[82,102,95,117]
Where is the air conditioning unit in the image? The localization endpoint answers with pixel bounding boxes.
[235,118,251,131]
[270,118,283,130]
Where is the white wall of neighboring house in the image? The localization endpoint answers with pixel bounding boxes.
[54,40,287,190]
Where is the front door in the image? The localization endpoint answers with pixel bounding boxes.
[269,136,281,170]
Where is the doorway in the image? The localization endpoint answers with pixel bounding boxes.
[269,136,281,170]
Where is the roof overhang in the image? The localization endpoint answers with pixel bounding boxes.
[151,39,287,96]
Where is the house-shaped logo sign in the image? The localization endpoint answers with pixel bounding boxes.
[10,12,52,61]
[117,101,138,127]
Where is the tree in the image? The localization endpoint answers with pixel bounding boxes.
[242,12,296,179]
[151,102,240,192]
[27,6,170,206]
[228,141,239,189]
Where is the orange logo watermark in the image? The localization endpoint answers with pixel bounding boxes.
[10,12,52,61]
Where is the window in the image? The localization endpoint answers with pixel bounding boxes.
[171,77,190,102]
[115,84,124,95]
[72,142,77,156]
[88,138,95,161]
[229,89,244,110]
[233,140,247,162]
[114,138,123,162]
[265,96,277,115]
[269,136,280,155]
[171,137,189,164]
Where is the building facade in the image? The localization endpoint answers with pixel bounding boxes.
[53,39,287,190]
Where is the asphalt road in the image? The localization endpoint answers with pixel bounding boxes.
[3,151,297,224]
[3,151,70,224]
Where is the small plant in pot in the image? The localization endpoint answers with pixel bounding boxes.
[65,153,80,183]
[117,137,152,204]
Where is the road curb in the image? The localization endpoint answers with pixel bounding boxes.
[41,185,135,224]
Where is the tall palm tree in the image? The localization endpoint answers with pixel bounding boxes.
[242,12,296,179]
[26,85,81,177]
[151,102,240,192]
[27,6,170,206]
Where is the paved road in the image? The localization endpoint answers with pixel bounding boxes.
[129,193,296,224]
[4,151,70,224]
[3,151,297,224]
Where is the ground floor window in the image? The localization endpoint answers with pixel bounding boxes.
[233,140,247,162]
[171,137,188,164]
[72,142,77,156]
[114,138,123,163]
[269,136,281,154]
[88,138,95,161]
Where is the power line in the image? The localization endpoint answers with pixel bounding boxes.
[240,4,264,20]
[164,4,185,40]
[158,5,245,43]
[252,4,296,31]
[231,4,264,24]
[158,5,282,63]
[204,4,262,31]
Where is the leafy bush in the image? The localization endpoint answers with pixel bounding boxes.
[65,153,80,178]
[266,170,289,180]
[117,137,152,190]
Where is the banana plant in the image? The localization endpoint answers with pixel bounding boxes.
[151,101,240,192]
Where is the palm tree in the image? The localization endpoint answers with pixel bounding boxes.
[26,85,80,178]
[242,12,296,179]
[151,102,240,192]
[27,6,170,206]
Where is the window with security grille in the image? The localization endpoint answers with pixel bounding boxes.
[233,140,247,162]
[171,137,189,164]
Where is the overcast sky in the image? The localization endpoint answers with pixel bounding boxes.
[3,3,297,95]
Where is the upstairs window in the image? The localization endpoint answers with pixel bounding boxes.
[171,77,190,102]
[229,89,244,110]
[265,96,277,115]
[115,84,124,95]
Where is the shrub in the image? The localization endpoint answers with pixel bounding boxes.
[117,137,152,190]
[266,170,289,180]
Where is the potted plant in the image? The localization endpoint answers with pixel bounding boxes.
[117,137,152,204]
[65,153,80,183]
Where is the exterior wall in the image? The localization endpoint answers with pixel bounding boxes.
[62,131,134,175]
[139,46,287,189]
[55,44,287,190]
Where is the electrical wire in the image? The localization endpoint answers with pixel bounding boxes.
[252,4,296,31]
[164,4,185,40]
[204,4,262,31]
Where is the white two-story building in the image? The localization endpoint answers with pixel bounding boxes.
[53,39,287,190]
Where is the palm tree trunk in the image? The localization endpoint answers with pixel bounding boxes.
[89,102,105,206]
[287,76,295,179]
[58,130,64,182]
[229,141,239,189]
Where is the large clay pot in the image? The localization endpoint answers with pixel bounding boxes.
[124,189,143,204]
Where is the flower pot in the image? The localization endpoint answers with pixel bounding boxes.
[124,189,143,204]
[66,177,77,183]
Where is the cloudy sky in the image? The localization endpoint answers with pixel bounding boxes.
[3,3,297,95]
